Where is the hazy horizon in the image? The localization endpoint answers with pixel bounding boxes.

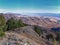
[0,0,60,13]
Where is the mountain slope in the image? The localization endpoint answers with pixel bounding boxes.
[0,26,54,45]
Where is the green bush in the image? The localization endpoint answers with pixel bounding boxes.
[56,33,60,43]
[17,19,24,27]
[0,31,5,37]
[0,14,7,31]
[46,34,54,41]
[34,25,43,36]
[6,18,25,30]
[6,17,18,30]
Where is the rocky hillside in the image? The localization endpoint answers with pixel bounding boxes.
[0,26,55,45]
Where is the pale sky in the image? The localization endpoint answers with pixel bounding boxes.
[0,0,60,13]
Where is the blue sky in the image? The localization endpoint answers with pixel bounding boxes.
[0,0,60,13]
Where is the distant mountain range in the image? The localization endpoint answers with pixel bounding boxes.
[24,13,60,17]
[1,13,60,29]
